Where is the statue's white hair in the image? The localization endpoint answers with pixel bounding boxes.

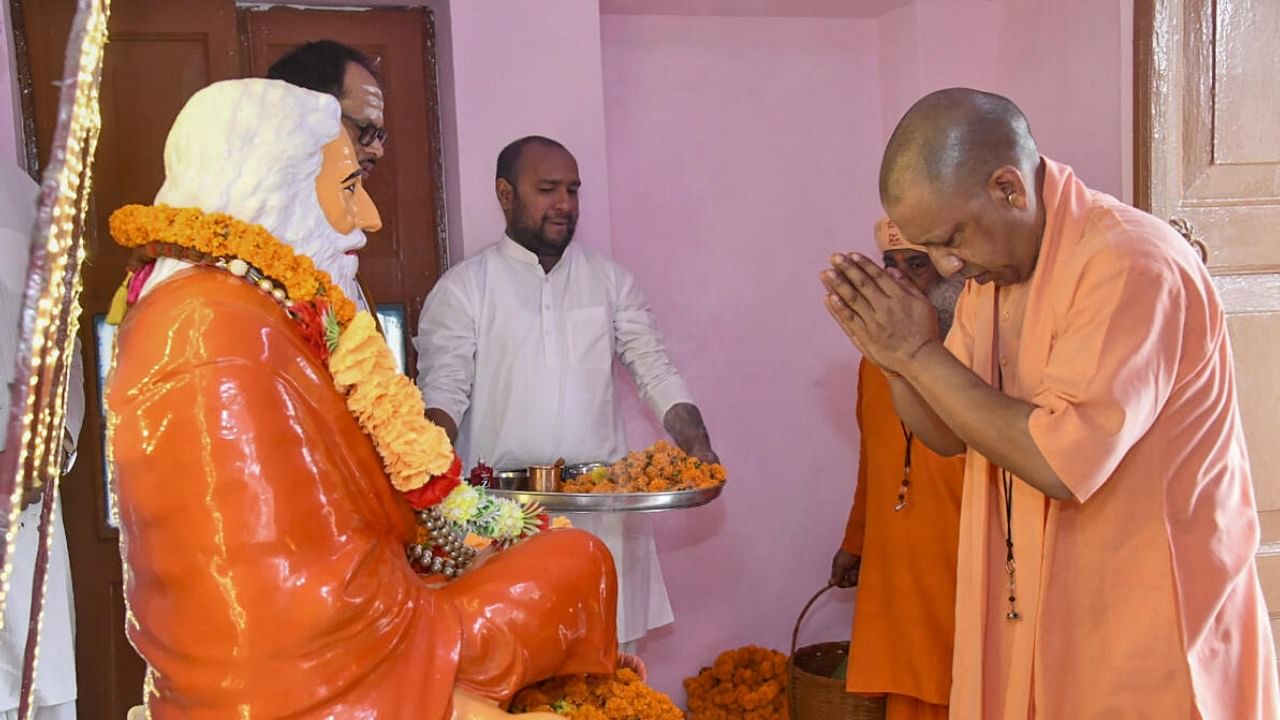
[155,78,362,300]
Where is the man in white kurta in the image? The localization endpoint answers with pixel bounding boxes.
[415,136,718,645]
[0,165,82,720]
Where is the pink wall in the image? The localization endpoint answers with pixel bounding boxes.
[994,0,1131,199]
[877,0,1130,199]
[877,1,1000,137]
[601,13,883,699]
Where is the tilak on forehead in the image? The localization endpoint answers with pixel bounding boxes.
[874,216,928,254]
[362,84,384,112]
[355,83,384,125]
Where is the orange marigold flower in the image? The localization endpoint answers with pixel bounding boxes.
[511,668,681,719]
[685,645,789,720]
[565,439,728,494]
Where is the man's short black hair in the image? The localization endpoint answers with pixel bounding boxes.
[267,40,379,99]
[496,136,569,185]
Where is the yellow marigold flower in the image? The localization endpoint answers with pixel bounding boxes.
[330,313,395,389]
[328,314,455,489]
[412,421,454,475]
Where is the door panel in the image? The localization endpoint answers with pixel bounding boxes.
[1138,0,1280,274]
[1138,0,1280,658]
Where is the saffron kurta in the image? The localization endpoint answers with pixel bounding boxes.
[842,359,965,707]
[944,157,1279,719]
[107,267,618,719]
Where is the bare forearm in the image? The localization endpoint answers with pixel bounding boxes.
[887,376,966,456]
[662,402,716,461]
[426,407,459,444]
[901,341,1070,500]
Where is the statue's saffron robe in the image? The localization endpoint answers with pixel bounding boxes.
[108,267,617,719]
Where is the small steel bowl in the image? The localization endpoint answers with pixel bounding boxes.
[563,462,609,479]
[494,469,530,491]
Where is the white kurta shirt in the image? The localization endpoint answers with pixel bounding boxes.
[415,236,693,642]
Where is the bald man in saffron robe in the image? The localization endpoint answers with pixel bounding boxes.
[832,219,965,720]
[822,88,1279,719]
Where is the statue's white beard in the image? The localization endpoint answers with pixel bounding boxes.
[292,220,364,305]
[260,191,366,307]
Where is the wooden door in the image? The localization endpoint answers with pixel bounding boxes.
[15,0,242,715]
[242,6,449,377]
[1137,0,1280,655]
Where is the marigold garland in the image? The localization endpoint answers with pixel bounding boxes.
[106,204,543,567]
[404,457,463,510]
[510,668,683,720]
[684,645,790,720]
[330,312,454,485]
[110,204,355,325]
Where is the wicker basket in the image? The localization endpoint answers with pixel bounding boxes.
[789,583,887,720]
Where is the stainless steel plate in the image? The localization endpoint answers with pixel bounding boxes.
[487,483,724,514]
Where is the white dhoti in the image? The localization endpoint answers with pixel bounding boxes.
[0,501,78,717]
[566,513,672,644]
[0,702,76,720]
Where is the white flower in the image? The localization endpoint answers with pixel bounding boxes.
[440,484,481,525]
[490,499,527,541]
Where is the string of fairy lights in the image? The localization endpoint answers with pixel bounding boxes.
[0,1,110,717]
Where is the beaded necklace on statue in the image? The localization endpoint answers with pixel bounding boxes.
[107,204,548,579]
